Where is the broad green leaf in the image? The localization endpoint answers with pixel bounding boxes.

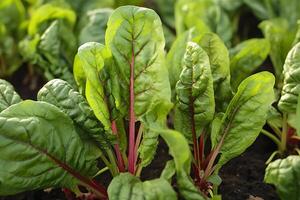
[174,42,215,140]
[259,18,295,79]
[0,79,22,111]
[230,38,270,89]
[28,3,75,36]
[0,101,99,195]
[37,79,112,146]
[108,173,177,200]
[105,6,171,118]
[74,42,111,130]
[196,32,232,111]
[79,9,113,45]
[213,72,275,169]
[278,42,300,114]
[175,0,232,45]
[265,155,300,200]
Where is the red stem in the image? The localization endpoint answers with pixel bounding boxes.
[134,124,143,170]
[189,95,200,172]
[128,44,136,174]
[111,120,126,172]
[198,133,204,169]
[43,150,107,198]
[62,188,76,200]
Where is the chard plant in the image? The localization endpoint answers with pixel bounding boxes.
[261,42,300,162]
[166,30,275,198]
[0,6,200,200]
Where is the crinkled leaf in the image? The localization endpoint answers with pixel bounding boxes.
[37,79,112,146]
[79,9,113,45]
[38,21,76,85]
[265,155,300,200]
[213,72,275,169]
[105,5,171,118]
[230,38,270,90]
[108,173,177,200]
[167,29,197,99]
[0,101,99,195]
[196,32,232,111]
[278,42,300,114]
[0,79,22,112]
[174,42,215,140]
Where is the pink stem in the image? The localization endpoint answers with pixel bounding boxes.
[128,45,136,174]
[111,120,125,172]
[134,124,143,169]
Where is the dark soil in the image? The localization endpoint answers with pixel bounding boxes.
[219,135,279,200]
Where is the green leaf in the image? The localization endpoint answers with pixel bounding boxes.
[0,0,25,32]
[138,100,173,167]
[196,32,232,111]
[0,79,22,112]
[37,79,112,146]
[259,18,296,79]
[230,38,270,90]
[158,129,205,200]
[160,160,176,182]
[38,20,76,85]
[265,155,300,200]
[174,42,215,141]
[0,100,99,195]
[28,3,75,36]
[105,5,171,118]
[175,0,232,45]
[267,105,283,129]
[213,72,275,169]
[79,8,113,45]
[108,173,177,200]
[74,42,111,130]
[167,29,197,99]
[278,42,300,114]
